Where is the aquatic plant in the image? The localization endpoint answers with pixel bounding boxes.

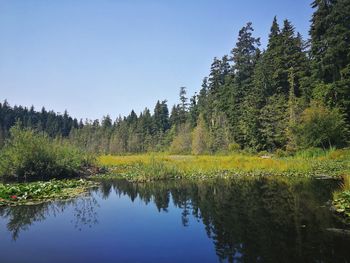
[0,179,97,206]
[332,175,350,223]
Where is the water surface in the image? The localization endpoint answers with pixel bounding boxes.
[0,177,349,263]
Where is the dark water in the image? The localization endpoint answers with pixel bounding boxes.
[0,177,349,263]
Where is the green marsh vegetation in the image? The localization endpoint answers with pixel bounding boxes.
[0,124,97,205]
[98,148,350,181]
[0,123,95,181]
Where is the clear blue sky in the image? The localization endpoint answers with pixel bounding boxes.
[0,0,313,121]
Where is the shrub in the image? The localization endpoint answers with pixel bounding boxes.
[192,114,209,155]
[0,124,95,180]
[274,149,290,158]
[169,123,192,154]
[295,103,349,149]
[228,142,241,153]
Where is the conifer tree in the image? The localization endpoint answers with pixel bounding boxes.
[310,0,350,118]
[229,22,260,146]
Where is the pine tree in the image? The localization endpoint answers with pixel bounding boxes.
[259,94,288,150]
[102,115,112,129]
[229,22,261,145]
[0,126,4,148]
[153,100,170,133]
[197,77,209,116]
[231,22,260,88]
[286,67,298,151]
[310,0,350,118]
[178,87,188,124]
[188,94,198,127]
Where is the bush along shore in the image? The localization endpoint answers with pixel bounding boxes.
[0,125,100,206]
[0,124,96,181]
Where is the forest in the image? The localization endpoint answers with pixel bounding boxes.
[0,0,350,157]
[1,0,349,155]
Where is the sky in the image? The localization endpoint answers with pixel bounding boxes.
[0,0,313,121]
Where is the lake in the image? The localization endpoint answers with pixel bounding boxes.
[0,177,349,263]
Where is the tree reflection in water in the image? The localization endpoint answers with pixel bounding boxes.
[108,177,349,263]
[0,177,349,262]
[0,194,99,240]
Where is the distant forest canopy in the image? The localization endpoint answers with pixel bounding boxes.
[1,0,349,154]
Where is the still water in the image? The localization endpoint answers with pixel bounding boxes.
[0,177,349,263]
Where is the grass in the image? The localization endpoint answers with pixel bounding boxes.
[0,179,97,206]
[97,149,350,181]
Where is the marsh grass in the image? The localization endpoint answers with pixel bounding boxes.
[98,149,350,181]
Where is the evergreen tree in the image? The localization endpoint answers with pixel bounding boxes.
[178,87,189,124]
[310,0,350,118]
[229,22,260,145]
[231,22,260,88]
[102,115,113,129]
[286,67,299,151]
[153,100,170,133]
[197,77,209,118]
[259,94,288,150]
[188,94,199,127]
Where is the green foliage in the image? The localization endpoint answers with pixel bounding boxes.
[333,191,350,221]
[274,149,290,158]
[0,179,97,206]
[259,94,288,151]
[310,0,350,117]
[333,175,350,222]
[295,103,349,149]
[192,114,209,155]
[169,123,192,154]
[208,112,231,152]
[228,142,240,153]
[0,124,95,179]
[294,147,334,159]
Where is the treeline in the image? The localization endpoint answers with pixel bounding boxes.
[1,0,350,154]
[0,101,81,147]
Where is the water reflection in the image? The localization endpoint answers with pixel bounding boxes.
[0,177,349,263]
[107,177,349,262]
[0,194,99,240]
